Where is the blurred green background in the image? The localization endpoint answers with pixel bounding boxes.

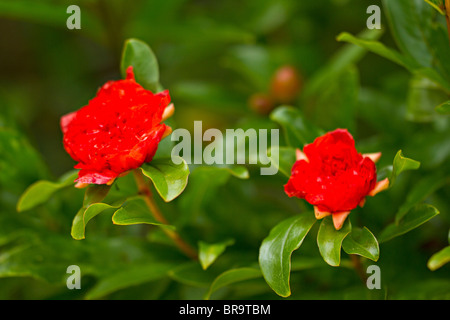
[0,0,449,300]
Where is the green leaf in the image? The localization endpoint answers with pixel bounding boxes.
[317,217,352,267]
[270,106,323,148]
[303,28,383,98]
[17,171,78,212]
[177,165,248,227]
[379,204,440,243]
[83,184,112,207]
[337,32,418,70]
[312,66,359,132]
[259,213,317,297]
[198,239,235,270]
[140,157,190,202]
[337,32,450,93]
[112,197,174,228]
[424,0,446,14]
[395,173,448,223]
[168,262,218,288]
[382,0,435,68]
[204,268,262,300]
[71,202,122,240]
[436,100,450,114]
[428,246,450,271]
[389,150,421,187]
[407,76,448,122]
[86,262,175,299]
[267,146,296,178]
[342,227,380,262]
[120,38,162,92]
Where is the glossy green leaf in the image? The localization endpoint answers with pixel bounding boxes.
[342,227,380,262]
[86,262,175,299]
[389,150,421,187]
[17,171,78,212]
[379,204,440,243]
[270,106,323,147]
[112,197,174,228]
[436,101,450,114]
[140,157,190,202]
[120,38,162,92]
[427,246,450,271]
[204,268,262,300]
[317,217,352,267]
[382,0,434,68]
[71,202,122,240]
[198,239,235,270]
[259,213,317,297]
[267,146,296,178]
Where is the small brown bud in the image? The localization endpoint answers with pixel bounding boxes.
[270,65,302,104]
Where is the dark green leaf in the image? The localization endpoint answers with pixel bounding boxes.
[317,217,352,267]
[342,227,380,262]
[140,157,190,202]
[120,38,162,92]
[382,0,434,68]
[313,66,359,132]
[83,184,112,207]
[259,213,316,297]
[379,204,440,243]
[270,106,323,148]
[267,146,296,178]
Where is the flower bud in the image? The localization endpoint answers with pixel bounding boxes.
[270,65,302,104]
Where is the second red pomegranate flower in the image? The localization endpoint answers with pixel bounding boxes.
[285,129,389,230]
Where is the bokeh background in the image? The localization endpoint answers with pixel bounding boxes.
[0,0,449,300]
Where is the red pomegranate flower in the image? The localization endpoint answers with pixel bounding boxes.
[61,66,174,187]
[285,129,389,230]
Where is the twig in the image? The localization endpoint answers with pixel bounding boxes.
[133,169,198,260]
[350,255,368,284]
